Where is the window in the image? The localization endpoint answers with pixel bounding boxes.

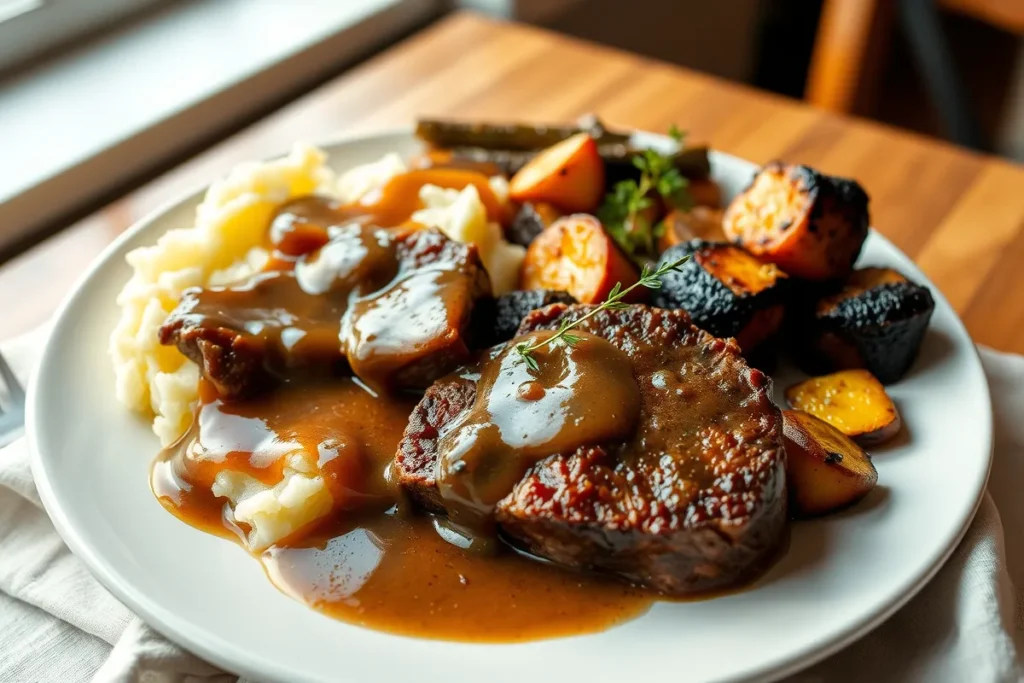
[0,0,167,73]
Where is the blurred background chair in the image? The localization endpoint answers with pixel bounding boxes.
[806,0,1024,152]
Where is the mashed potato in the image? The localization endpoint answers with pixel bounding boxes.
[413,184,525,294]
[111,143,337,446]
[212,454,334,551]
[113,145,523,549]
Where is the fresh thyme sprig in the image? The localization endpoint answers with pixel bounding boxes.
[515,254,691,371]
[598,125,693,260]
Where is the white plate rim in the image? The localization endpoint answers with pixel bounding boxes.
[27,126,994,683]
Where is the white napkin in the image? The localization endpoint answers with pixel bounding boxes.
[1,328,1022,683]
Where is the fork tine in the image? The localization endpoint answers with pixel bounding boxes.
[0,353,25,403]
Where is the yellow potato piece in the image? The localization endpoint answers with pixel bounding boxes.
[782,410,878,517]
[786,369,901,445]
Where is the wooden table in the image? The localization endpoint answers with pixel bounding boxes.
[3,12,1024,352]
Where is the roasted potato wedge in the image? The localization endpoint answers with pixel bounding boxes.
[723,162,869,281]
[521,214,639,303]
[802,267,935,383]
[786,369,901,445]
[509,133,605,213]
[782,410,878,517]
[652,240,788,354]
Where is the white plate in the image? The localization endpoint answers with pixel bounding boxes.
[28,130,993,683]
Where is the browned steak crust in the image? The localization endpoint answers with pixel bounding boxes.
[396,304,787,595]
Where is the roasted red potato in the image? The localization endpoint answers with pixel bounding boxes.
[521,214,639,303]
[509,133,605,213]
[782,410,878,517]
[723,162,869,281]
[786,369,901,445]
[803,267,935,384]
[652,240,787,354]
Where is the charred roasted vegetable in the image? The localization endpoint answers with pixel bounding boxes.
[782,410,878,517]
[509,133,605,213]
[470,289,576,348]
[521,214,640,304]
[786,369,901,445]
[723,162,869,281]
[652,240,788,354]
[800,267,935,383]
[506,202,563,247]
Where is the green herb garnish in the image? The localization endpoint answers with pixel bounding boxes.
[598,125,693,259]
[515,254,690,371]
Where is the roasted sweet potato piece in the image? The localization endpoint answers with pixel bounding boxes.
[509,133,605,213]
[652,240,787,354]
[723,162,869,281]
[782,410,878,517]
[786,369,901,445]
[657,207,726,251]
[520,214,639,303]
[802,267,935,383]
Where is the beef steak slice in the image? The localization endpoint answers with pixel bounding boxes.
[396,303,787,595]
[160,227,490,398]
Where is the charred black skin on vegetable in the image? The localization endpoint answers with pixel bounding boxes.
[470,290,576,348]
[790,164,869,248]
[804,281,935,384]
[651,240,787,346]
[507,203,550,247]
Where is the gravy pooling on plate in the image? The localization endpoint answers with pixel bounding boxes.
[155,378,651,641]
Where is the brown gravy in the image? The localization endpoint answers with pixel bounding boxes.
[154,378,652,641]
[263,513,650,641]
[352,168,503,226]
[436,331,640,538]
